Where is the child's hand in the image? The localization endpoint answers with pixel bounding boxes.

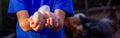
[45,9,66,31]
[29,12,45,32]
[45,12,62,30]
[51,14,64,31]
[45,16,59,28]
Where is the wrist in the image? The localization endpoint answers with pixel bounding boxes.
[21,18,32,32]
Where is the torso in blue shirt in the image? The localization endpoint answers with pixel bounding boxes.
[8,0,74,38]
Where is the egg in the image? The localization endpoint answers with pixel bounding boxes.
[32,12,43,24]
[38,5,50,14]
[33,5,50,24]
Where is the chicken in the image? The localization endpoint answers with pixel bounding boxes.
[79,8,119,38]
[65,13,85,38]
[64,8,119,38]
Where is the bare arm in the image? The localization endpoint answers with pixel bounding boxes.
[16,10,32,32]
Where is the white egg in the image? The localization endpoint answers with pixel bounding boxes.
[33,5,50,22]
[38,5,50,14]
[32,12,43,23]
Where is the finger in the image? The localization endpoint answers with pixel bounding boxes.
[45,23,48,27]
[53,17,58,27]
[44,18,48,27]
[33,21,44,32]
[41,19,45,26]
[45,23,51,28]
[30,19,34,25]
[44,19,49,28]
[48,18,55,28]
[47,18,50,24]
[47,18,51,26]
[30,21,34,26]
[28,16,33,22]
[29,18,33,24]
[32,21,39,28]
[50,17,53,26]
[29,16,35,27]
[34,25,40,32]
[49,17,54,28]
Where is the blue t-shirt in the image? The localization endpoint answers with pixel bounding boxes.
[8,0,74,38]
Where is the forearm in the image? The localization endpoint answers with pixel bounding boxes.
[16,10,32,32]
[53,9,66,31]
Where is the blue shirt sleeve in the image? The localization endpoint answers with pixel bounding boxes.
[54,0,74,17]
[8,0,27,16]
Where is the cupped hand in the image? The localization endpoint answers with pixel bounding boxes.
[29,12,45,32]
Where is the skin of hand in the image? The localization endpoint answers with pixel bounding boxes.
[16,10,45,32]
[43,11,58,28]
[45,9,66,32]
[29,12,46,32]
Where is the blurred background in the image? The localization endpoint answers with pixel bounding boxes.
[0,0,16,38]
[0,0,120,38]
